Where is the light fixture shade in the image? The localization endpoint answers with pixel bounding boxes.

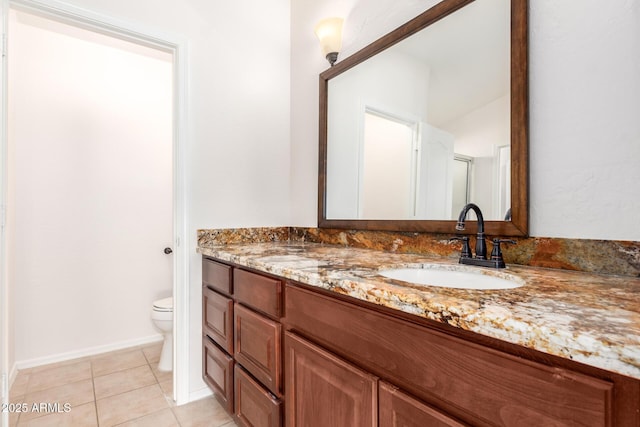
[314,17,343,65]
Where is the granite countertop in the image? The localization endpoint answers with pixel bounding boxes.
[197,242,640,380]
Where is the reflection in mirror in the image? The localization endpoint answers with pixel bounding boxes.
[326,0,510,221]
[452,155,472,217]
[319,0,528,236]
[361,111,416,219]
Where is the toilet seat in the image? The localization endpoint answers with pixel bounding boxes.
[153,297,173,312]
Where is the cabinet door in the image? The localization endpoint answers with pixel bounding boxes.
[203,337,234,414]
[235,365,281,427]
[379,382,467,427]
[203,287,234,353]
[284,332,377,427]
[235,304,282,395]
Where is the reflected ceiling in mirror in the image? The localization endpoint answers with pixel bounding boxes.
[318,0,528,236]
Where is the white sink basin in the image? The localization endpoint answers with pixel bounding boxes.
[378,266,524,290]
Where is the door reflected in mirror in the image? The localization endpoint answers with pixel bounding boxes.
[360,111,416,220]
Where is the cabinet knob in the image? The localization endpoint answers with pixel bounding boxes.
[164,247,173,254]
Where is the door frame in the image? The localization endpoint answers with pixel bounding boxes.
[0,0,190,406]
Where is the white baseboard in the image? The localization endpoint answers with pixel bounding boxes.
[14,334,163,370]
[187,386,212,405]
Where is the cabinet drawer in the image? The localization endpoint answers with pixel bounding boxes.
[203,287,234,353]
[234,269,282,318]
[203,258,233,295]
[235,304,282,395]
[379,381,466,427]
[203,337,234,414]
[285,285,614,427]
[284,332,377,427]
[235,365,281,427]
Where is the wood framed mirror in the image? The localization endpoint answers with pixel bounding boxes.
[318,0,528,236]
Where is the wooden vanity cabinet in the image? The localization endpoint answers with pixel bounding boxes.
[233,268,284,426]
[234,268,282,318]
[202,257,235,413]
[203,286,234,353]
[203,255,640,426]
[283,283,638,427]
[203,336,234,413]
[202,256,284,426]
[235,304,282,395]
[235,365,282,427]
[203,257,233,294]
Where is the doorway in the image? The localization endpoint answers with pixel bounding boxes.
[0,0,189,412]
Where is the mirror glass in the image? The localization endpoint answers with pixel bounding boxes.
[319,0,528,236]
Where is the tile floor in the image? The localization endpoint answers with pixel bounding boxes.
[8,343,238,427]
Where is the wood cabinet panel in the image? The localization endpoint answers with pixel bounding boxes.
[235,304,282,395]
[203,287,234,353]
[203,337,234,414]
[379,381,467,427]
[284,284,614,427]
[235,365,282,427]
[284,332,377,427]
[234,269,282,319]
[203,257,233,295]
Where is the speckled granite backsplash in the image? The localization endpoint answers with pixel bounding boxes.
[197,227,640,277]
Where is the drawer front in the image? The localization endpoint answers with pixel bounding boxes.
[379,381,467,427]
[284,332,377,427]
[203,337,234,414]
[234,269,282,318]
[285,284,614,427]
[203,287,234,353]
[235,365,282,427]
[203,257,233,295]
[235,304,282,395]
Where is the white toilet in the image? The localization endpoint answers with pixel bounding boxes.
[151,297,173,372]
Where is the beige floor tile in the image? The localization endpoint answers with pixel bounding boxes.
[96,384,169,427]
[18,402,97,427]
[91,349,147,377]
[26,361,92,394]
[20,379,94,422]
[142,344,162,364]
[114,408,179,427]
[172,396,233,427]
[150,364,173,384]
[10,371,30,397]
[94,365,157,400]
[8,395,26,426]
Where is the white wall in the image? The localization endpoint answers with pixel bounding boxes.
[10,10,173,363]
[443,95,509,159]
[291,0,640,241]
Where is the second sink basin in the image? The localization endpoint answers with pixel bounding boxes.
[378,266,524,290]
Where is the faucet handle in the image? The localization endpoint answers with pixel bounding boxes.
[450,236,472,258]
[490,238,516,261]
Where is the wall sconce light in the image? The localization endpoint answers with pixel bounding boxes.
[314,17,343,66]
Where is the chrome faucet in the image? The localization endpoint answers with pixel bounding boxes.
[452,203,515,268]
